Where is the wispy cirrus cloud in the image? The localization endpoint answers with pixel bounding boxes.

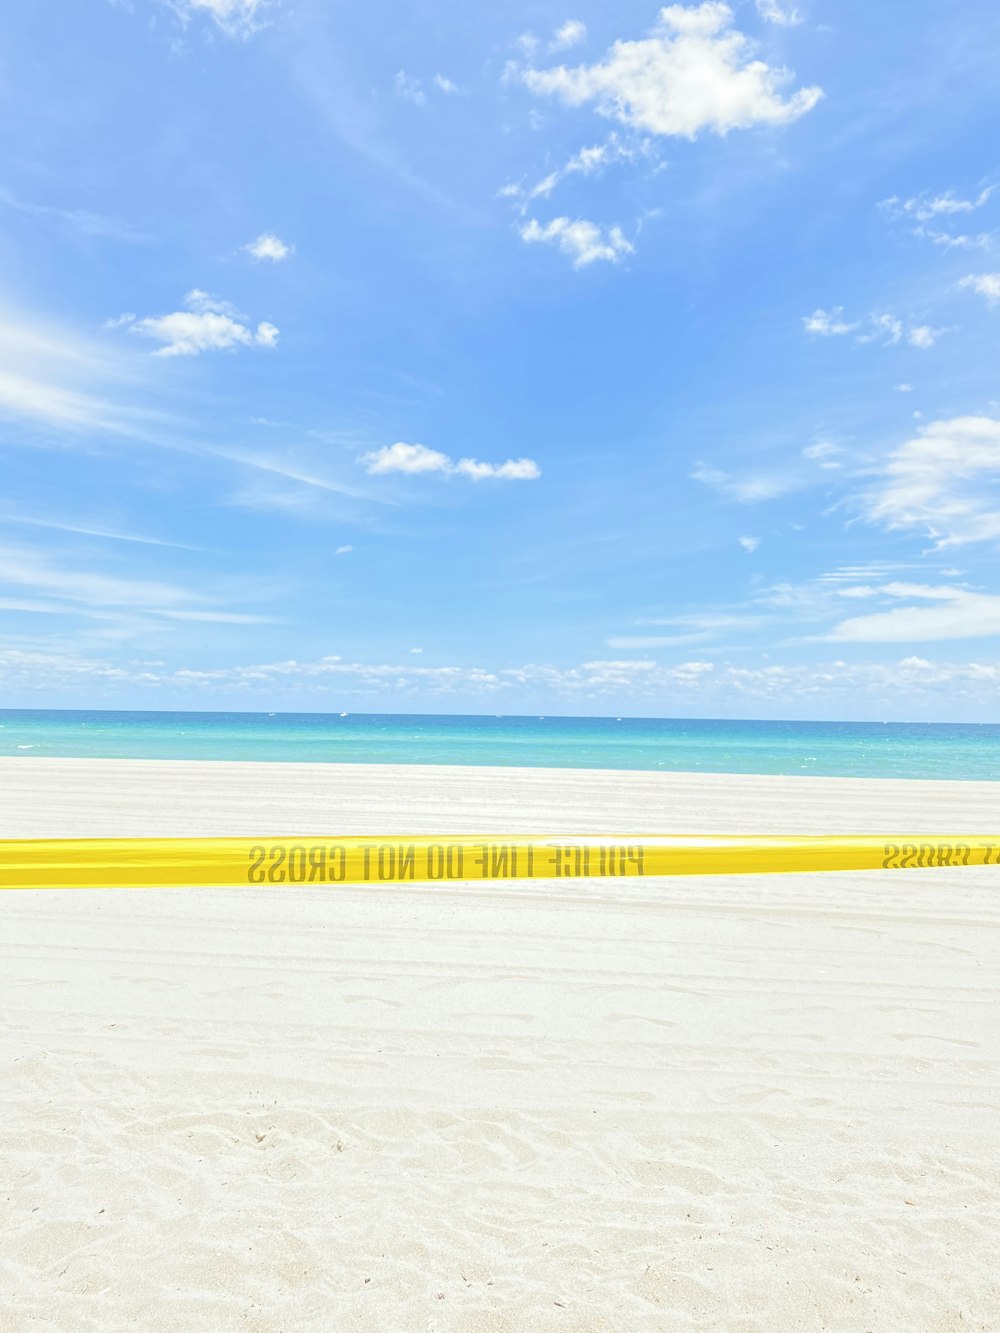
[691,463,797,502]
[0,188,150,244]
[755,0,803,25]
[0,311,160,436]
[863,415,1000,548]
[172,0,271,40]
[827,583,1000,643]
[503,135,653,209]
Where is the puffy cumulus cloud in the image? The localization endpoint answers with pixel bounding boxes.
[11,647,1000,713]
[738,535,759,552]
[550,19,587,51]
[961,273,1000,303]
[520,216,634,266]
[124,290,278,357]
[454,457,541,480]
[176,0,270,39]
[363,442,450,475]
[864,416,1000,548]
[908,325,943,349]
[522,3,822,140]
[244,232,292,261]
[803,307,856,336]
[361,442,541,481]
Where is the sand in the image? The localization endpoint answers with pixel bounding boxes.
[1,758,998,1332]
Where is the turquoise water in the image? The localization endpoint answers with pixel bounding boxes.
[1,709,1000,780]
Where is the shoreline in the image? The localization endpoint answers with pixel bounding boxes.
[5,756,1000,839]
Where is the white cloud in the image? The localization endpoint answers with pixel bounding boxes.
[802,441,842,468]
[915,227,993,250]
[129,290,278,357]
[960,273,1000,303]
[154,609,281,624]
[433,74,462,94]
[738,535,759,552]
[857,313,902,346]
[896,383,914,392]
[523,3,822,139]
[565,139,619,174]
[520,135,649,204]
[520,216,634,266]
[0,545,195,609]
[550,19,587,51]
[755,0,802,24]
[907,324,941,349]
[0,371,131,431]
[245,232,293,261]
[881,186,993,223]
[362,442,451,475]
[409,647,423,654]
[361,442,541,481]
[803,306,857,335]
[335,545,353,555]
[864,415,1000,547]
[806,308,942,348]
[828,584,1000,643]
[394,71,427,106]
[2,513,199,550]
[0,313,159,436]
[0,189,150,243]
[17,644,1000,713]
[175,0,269,39]
[691,463,794,502]
[455,457,541,480]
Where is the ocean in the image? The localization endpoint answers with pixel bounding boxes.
[1,709,1000,780]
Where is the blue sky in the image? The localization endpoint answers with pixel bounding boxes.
[2,0,1000,719]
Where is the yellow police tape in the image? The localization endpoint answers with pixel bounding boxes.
[2,834,999,889]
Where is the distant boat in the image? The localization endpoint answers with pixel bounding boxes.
[340,712,349,717]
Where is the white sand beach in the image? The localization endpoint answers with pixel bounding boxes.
[1,758,998,1332]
